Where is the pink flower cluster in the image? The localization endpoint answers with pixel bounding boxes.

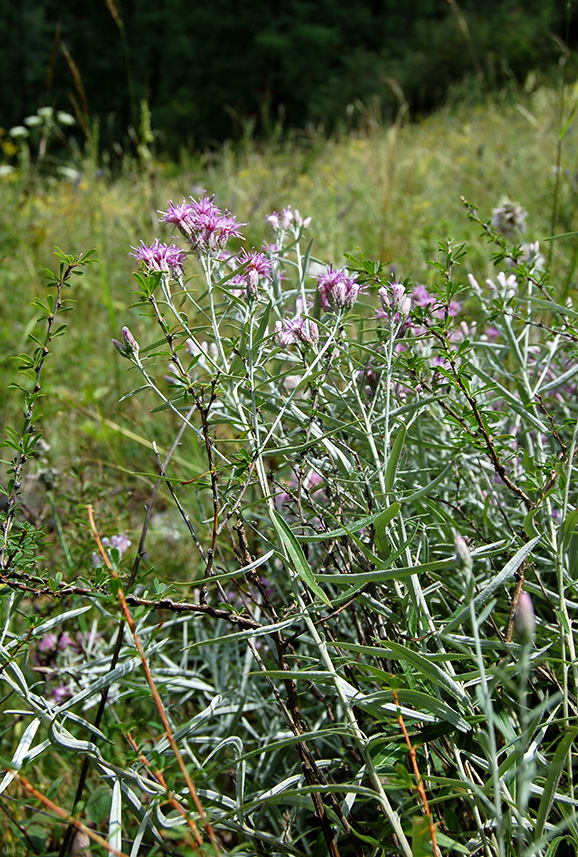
[160,194,244,253]
[317,265,364,312]
[131,239,187,276]
[229,250,273,300]
[410,284,461,318]
[266,206,311,232]
[377,278,412,320]
[92,533,132,567]
[274,315,319,349]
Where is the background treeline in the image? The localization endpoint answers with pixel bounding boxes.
[1,0,577,157]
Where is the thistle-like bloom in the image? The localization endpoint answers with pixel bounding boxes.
[266,205,311,232]
[160,195,244,253]
[486,271,518,300]
[131,239,186,276]
[377,279,411,319]
[491,198,527,239]
[317,265,363,312]
[122,326,139,353]
[231,250,272,300]
[38,633,59,654]
[160,200,195,235]
[411,284,435,309]
[274,315,319,348]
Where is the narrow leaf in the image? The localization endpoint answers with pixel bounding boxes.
[535,728,578,841]
[271,509,332,606]
[109,779,123,853]
[0,718,41,795]
[385,424,406,493]
[443,535,541,633]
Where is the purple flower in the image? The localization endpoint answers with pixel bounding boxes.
[433,355,450,370]
[131,240,186,276]
[160,195,244,253]
[122,326,139,353]
[92,533,132,567]
[231,250,272,300]
[38,633,59,654]
[410,284,461,318]
[266,206,311,232]
[112,326,140,359]
[377,279,411,319]
[58,632,75,651]
[266,212,280,230]
[160,200,195,235]
[446,299,462,318]
[105,533,132,556]
[274,315,319,349]
[317,265,363,312]
[482,326,500,342]
[411,284,435,309]
[52,684,73,704]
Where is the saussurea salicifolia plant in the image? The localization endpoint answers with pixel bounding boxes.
[2,193,578,856]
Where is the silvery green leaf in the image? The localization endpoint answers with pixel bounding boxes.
[49,720,102,759]
[54,710,109,742]
[130,807,155,857]
[154,803,189,828]
[0,718,40,795]
[108,779,122,853]
[185,615,298,648]
[27,606,92,640]
[152,694,247,755]
[54,655,144,713]
[443,535,541,633]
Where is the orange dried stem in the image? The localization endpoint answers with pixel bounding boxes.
[393,689,440,857]
[9,771,129,856]
[88,505,220,855]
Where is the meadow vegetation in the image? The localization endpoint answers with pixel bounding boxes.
[1,77,578,855]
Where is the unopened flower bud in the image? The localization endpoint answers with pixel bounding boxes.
[455,535,473,573]
[516,591,535,644]
[122,326,140,354]
[111,338,127,357]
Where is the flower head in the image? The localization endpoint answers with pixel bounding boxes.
[92,533,132,567]
[230,250,272,300]
[131,239,186,276]
[317,265,363,312]
[38,633,59,654]
[52,684,73,704]
[491,199,527,239]
[160,195,244,253]
[274,315,319,349]
[377,278,411,319]
[266,205,311,233]
[113,326,140,359]
[487,271,518,300]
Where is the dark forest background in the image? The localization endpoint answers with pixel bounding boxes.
[1,0,577,157]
